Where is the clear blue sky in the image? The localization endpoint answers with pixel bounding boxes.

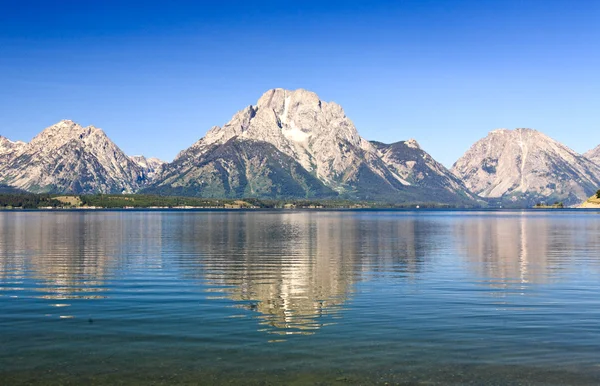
[1,0,599,166]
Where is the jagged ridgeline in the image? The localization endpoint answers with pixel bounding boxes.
[145,88,475,203]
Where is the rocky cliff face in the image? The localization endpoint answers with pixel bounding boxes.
[0,136,26,165]
[129,155,165,181]
[153,88,472,203]
[0,120,147,194]
[452,128,600,205]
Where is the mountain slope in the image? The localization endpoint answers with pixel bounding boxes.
[372,139,477,203]
[146,138,336,199]
[153,88,473,203]
[0,120,147,194]
[584,145,600,165]
[452,128,600,205]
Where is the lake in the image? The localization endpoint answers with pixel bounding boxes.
[1,210,600,385]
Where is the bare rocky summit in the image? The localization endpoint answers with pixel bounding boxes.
[452,128,600,205]
[0,120,147,194]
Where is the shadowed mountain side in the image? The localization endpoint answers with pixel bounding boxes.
[0,184,29,194]
[372,140,477,205]
[143,138,336,199]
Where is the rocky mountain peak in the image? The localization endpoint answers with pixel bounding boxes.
[177,88,369,182]
[200,89,360,144]
[452,128,600,205]
[29,120,107,149]
[0,120,146,194]
[257,88,320,110]
[405,139,420,149]
[489,127,537,136]
[153,88,474,203]
[250,88,359,146]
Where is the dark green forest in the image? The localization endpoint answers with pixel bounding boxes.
[0,194,63,209]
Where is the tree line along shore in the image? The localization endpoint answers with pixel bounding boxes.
[0,193,454,210]
[1,191,599,210]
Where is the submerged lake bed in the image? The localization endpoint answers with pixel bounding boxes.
[1,210,600,385]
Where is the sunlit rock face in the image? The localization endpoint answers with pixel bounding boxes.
[0,120,147,194]
[0,136,26,166]
[152,88,473,203]
[452,128,600,205]
[129,155,165,182]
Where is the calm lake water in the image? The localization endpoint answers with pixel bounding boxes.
[2,210,600,385]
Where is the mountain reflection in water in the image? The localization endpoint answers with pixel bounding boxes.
[3,211,600,335]
[454,212,600,285]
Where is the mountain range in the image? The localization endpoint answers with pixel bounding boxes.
[1,88,599,206]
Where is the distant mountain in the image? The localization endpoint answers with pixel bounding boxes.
[129,155,165,181]
[151,88,473,203]
[584,145,600,165]
[0,120,147,194]
[452,128,600,205]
